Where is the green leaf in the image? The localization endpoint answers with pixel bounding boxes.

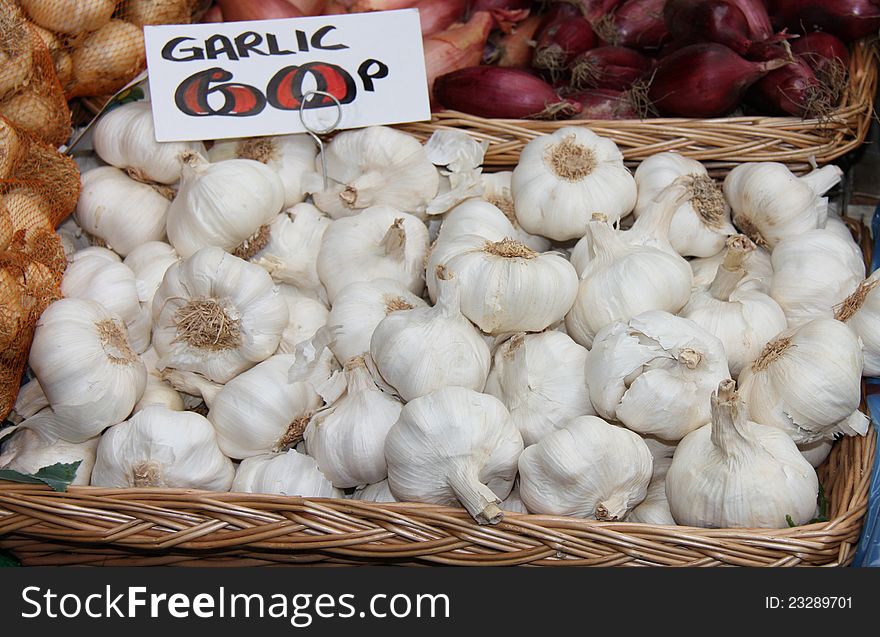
[786,514,796,528]
[0,460,82,492]
[0,549,20,567]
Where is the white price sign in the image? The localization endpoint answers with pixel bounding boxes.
[143,9,430,142]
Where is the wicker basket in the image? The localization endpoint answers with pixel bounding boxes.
[399,39,879,176]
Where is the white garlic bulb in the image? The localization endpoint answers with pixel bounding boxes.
[1,410,100,486]
[479,171,551,252]
[248,203,330,297]
[485,331,594,446]
[737,319,867,444]
[836,270,880,376]
[75,166,171,256]
[770,228,865,328]
[10,378,48,424]
[152,247,288,383]
[92,101,206,184]
[91,405,234,490]
[512,127,637,241]
[626,458,674,525]
[723,163,842,249]
[208,134,317,208]
[642,434,678,460]
[565,217,693,348]
[666,380,818,528]
[680,236,788,378]
[232,450,342,498]
[62,248,152,353]
[587,311,730,441]
[690,238,772,293]
[518,416,652,520]
[370,267,490,401]
[352,479,398,503]
[633,152,735,257]
[799,439,834,468]
[311,126,439,218]
[385,386,523,524]
[304,356,403,488]
[499,482,529,514]
[166,152,285,258]
[276,284,329,355]
[123,241,180,313]
[442,236,578,334]
[317,206,429,303]
[326,278,427,364]
[29,298,146,443]
[134,347,184,413]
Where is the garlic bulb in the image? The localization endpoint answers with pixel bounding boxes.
[626,458,674,525]
[304,356,403,488]
[690,238,772,293]
[166,152,285,258]
[480,172,551,252]
[565,217,693,348]
[770,228,865,328]
[317,206,429,303]
[20,0,115,35]
[311,126,439,218]
[1,410,100,486]
[642,434,678,460]
[799,439,834,468]
[723,163,842,249]
[57,217,90,258]
[370,267,490,401]
[836,270,880,376]
[518,416,652,520]
[385,386,523,524]
[485,331,594,446]
[29,298,146,442]
[666,380,818,528]
[424,129,487,216]
[135,347,184,413]
[737,319,866,444]
[232,450,342,498]
[634,153,735,257]
[680,236,787,378]
[248,203,330,297]
[208,134,317,208]
[91,405,234,490]
[75,166,171,256]
[92,101,206,184]
[151,247,288,383]
[442,236,578,334]
[326,278,427,363]
[276,284,329,355]
[123,241,180,313]
[587,311,730,441]
[499,482,529,514]
[512,127,637,241]
[10,378,48,423]
[352,479,398,503]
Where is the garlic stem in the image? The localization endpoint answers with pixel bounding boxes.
[434,265,463,319]
[587,220,628,263]
[800,165,844,196]
[708,236,750,301]
[446,464,503,525]
[595,494,630,521]
[709,379,747,457]
[630,180,688,242]
[160,369,221,408]
[381,218,407,260]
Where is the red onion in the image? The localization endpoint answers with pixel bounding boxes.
[471,0,532,11]
[602,0,670,49]
[416,0,469,36]
[727,0,774,40]
[664,0,755,55]
[746,56,831,117]
[580,0,627,22]
[216,0,305,20]
[792,32,851,97]
[424,11,494,95]
[533,16,598,76]
[200,4,224,22]
[570,46,654,90]
[767,0,880,42]
[433,66,583,118]
[489,14,544,67]
[647,43,787,117]
[569,88,643,119]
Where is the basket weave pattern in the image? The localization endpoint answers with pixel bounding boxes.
[399,40,878,176]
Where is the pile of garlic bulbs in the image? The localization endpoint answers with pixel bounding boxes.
[2,103,873,531]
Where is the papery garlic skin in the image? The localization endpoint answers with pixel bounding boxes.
[690,242,773,293]
[770,228,865,328]
[443,236,578,334]
[518,416,652,520]
[75,166,171,256]
[317,206,429,303]
[352,479,399,503]
[91,405,234,491]
[586,311,730,441]
[276,285,329,355]
[209,134,317,208]
[1,410,100,486]
[29,298,146,443]
[92,101,206,184]
[799,439,835,468]
[304,357,403,488]
[486,332,595,446]
[151,247,288,383]
[723,163,842,249]
[626,458,674,525]
[837,270,880,376]
[166,153,285,258]
[385,386,523,525]
[512,127,637,241]
[134,347,184,413]
[370,269,490,401]
[737,319,866,444]
[499,482,529,514]
[311,126,439,218]
[327,278,427,363]
[480,171,551,252]
[232,450,342,498]
[123,241,180,314]
[666,381,818,528]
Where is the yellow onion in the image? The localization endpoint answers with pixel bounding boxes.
[0,8,34,101]
[124,0,195,27]
[0,87,69,145]
[19,0,116,35]
[0,116,27,179]
[69,20,146,98]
